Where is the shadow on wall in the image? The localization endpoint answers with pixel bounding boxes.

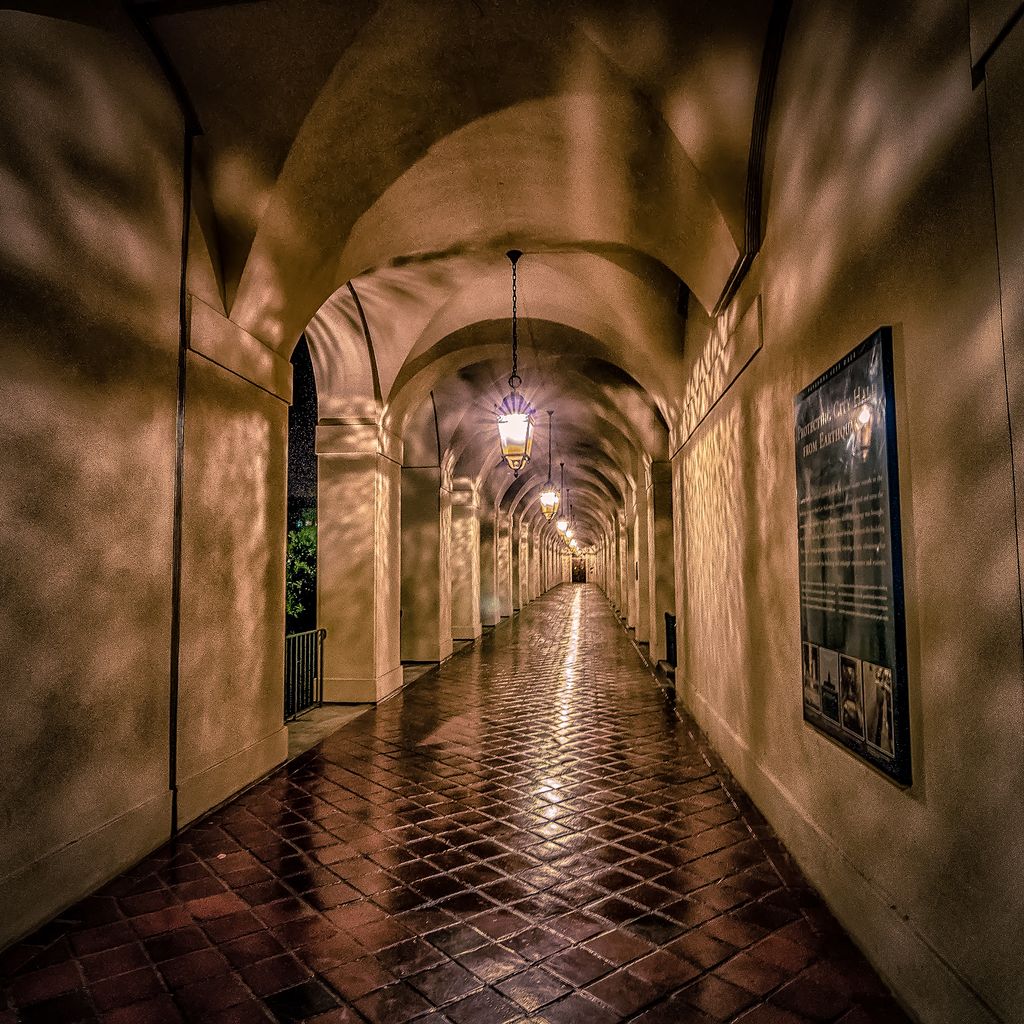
[682,0,1024,1017]
[765,0,972,345]
[0,10,183,914]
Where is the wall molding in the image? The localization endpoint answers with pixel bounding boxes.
[713,0,792,316]
[189,297,293,402]
[0,790,171,951]
[971,1,1024,86]
[176,727,287,828]
[673,295,763,457]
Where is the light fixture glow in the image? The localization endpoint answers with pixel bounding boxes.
[539,485,559,519]
[496,250,535,477]
[555,463,569,532]
[853,401,875,461]
[539,411,560,520]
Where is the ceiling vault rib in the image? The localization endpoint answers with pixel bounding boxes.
[713,0,792,318]
[129,0,264,18]
[123,1,202,133]
[346,281,383,406]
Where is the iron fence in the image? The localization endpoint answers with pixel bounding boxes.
[284,628,325,721]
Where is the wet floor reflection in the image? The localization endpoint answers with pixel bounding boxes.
[0,584,908,1023]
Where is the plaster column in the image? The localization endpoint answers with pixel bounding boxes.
[649,461,677,663]
[518,519,531,608]
[530,526,542,599]
[618,516,629,618]
[625,501,638,628]
[511,518,523,611]
[671,451,687,684]
[603,531,615,607]
[178,302,292,826]
[400,466,453,664]
[497,516,513,617]
[611,528,622,608]
[317,422,402,702]
[479,511,500,626]
[635,470,652,644]
[451,487,482,640]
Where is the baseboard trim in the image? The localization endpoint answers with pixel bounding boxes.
[323,661,402,703]
[0,789,171,951]
[177,727,288,828]
[683,686,1000,1024]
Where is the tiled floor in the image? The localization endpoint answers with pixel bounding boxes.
[287,706,372,761]
[0,584,911,1024]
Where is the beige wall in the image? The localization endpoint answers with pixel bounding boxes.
[400,467,453,662]
[479,513,500,626]
[0,8,180,948]
[649,461,675,663]
[451,491,482,640]
[176,335,289,826]
[987,14,1024,652]
[0,5,297,948]
[674,2,1024,1021]
[318,426,403,701]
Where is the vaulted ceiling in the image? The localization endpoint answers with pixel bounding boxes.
[134,0,779,542]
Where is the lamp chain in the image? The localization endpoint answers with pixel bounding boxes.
[509,257,520,390]
[547,411,553,480]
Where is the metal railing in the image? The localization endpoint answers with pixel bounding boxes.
[284,628,326,721]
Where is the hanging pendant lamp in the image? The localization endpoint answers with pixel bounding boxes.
[496,250,535,476]
[565,499,575,543]
[556,469,569,534]
[539,411,560,520]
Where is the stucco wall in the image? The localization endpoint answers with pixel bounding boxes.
[674,3,1024,1021]
[0,5,296,947]
[176,345,289,826]
[0,9,181,947]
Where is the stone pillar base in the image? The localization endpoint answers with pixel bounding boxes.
[452,621,483,642]
[324,664,403,703]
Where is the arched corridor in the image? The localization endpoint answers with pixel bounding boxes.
[3,2,1024,1022]
[0,586,908,1024]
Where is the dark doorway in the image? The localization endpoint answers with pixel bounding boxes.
[286,336,318,634]
[285,336,322,719]
[571,557,586,583]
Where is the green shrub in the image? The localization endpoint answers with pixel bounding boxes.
[286,508,317,632]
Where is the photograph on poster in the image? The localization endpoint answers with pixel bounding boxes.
[819,647,840,723]
[802,642,821,709]
[840,655,865,738]
[794,327,911,783]
[864,662,895,755]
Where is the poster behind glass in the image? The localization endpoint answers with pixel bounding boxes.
[794,327,911,784]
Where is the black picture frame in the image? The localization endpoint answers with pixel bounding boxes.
[794,327,911,785]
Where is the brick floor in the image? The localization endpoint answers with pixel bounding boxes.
[0,584,911,1023]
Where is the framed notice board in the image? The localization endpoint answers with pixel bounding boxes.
[794,327,911,784]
